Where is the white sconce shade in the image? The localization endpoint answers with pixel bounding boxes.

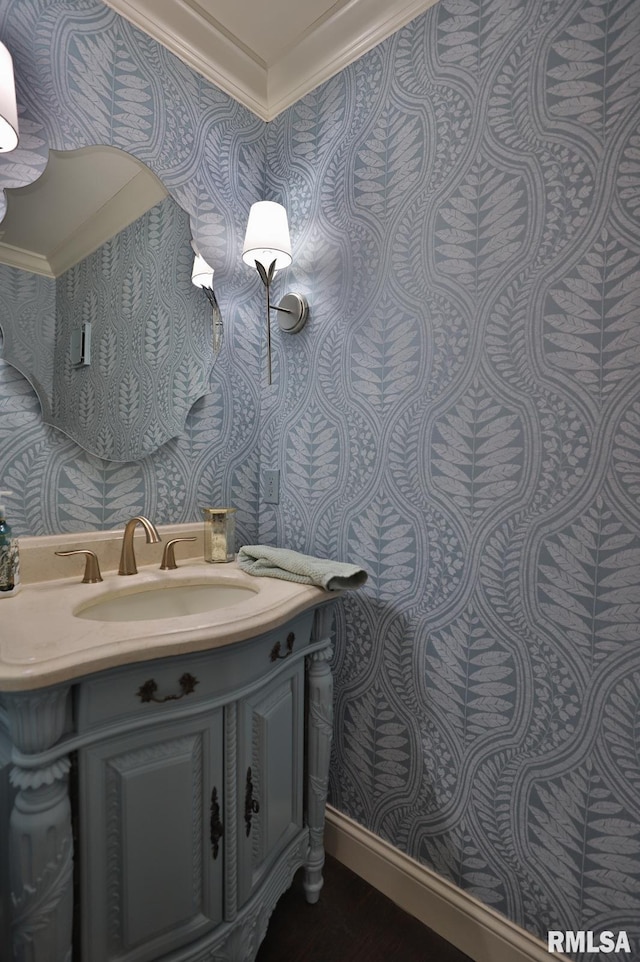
[242,201,292,272]
[191,251,214,289]
[0,42,18,153]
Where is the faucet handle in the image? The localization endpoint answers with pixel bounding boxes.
[160,537,197,570]
[55,549,103,583]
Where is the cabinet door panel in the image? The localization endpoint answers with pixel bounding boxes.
[120,755,197,944]
[80,711,223,962]
[237,663,304,905]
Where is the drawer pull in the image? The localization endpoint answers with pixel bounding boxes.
[244,766,260,836]
[210,786,223,859]
[136,672,199,704]
[270,632,295,662]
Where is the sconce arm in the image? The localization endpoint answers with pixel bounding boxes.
[202,286,220,310]
[251,259,308,382]
[269,303,294,314]
[255,259,277,288]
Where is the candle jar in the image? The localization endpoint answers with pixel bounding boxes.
[203,507,236,563]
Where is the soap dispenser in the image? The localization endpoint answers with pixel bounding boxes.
[0,491,20,597]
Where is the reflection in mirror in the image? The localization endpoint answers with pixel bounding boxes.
[0,146,217,461]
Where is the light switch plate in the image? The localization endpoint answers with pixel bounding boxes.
[262,469,280,504]
[70,322,92,366]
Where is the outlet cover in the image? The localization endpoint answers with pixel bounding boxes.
[262,469,280,504]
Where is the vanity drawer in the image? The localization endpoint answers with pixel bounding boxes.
[75,612,314,731]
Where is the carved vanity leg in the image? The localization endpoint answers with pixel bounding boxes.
[3,686,73,962]
[304,608,334,904]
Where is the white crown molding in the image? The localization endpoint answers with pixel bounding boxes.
[325,806,556,962]
[48,169,167,277]
[268,0,440,118]
[0,170,166,277]
[103,0,440,121]
[103,0,269,119]
[0,243,54,277]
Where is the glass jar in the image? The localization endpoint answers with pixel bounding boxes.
[203,507,236,563]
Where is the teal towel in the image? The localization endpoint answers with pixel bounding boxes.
[237,545,367,592]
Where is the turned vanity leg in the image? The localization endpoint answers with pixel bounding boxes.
[3,686,73,962]
[304,608,334,904]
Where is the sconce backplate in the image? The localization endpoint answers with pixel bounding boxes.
[277,292,308,334]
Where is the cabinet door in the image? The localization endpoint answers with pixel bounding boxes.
[236,661,305,905]
[79,710,224,962]
[0,728,12,953]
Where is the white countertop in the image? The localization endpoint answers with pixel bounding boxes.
[0,560,330,692]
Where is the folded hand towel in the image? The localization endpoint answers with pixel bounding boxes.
[237,545,367,592]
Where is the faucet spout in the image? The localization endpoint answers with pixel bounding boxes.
[119,516,161,575]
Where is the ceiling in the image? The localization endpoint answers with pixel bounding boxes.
[0,0,441,273]
[0,147,166,276]
[103,0,440,120]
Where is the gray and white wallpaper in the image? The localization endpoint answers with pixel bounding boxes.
[52,195,213,461]
[1,0,640,955]
[262,0,640,953]
[0,0,265,537]
[0,263,56,416]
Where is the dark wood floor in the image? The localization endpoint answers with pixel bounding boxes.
[256,855,474,962]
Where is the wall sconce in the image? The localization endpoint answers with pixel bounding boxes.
[242,201,308,385]
[191,243,223,355]
[0,42,19,153]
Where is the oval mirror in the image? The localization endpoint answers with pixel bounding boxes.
[0,146,217,461]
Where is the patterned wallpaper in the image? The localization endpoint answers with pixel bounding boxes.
[263,0,640,951]
[0,263,55,415]
[0,0,266,537]
[1,0,640,953]
[52,195,213,461]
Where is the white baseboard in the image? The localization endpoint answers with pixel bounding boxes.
[324,806,555,962]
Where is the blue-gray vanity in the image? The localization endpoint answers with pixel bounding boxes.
[0,545,336,962]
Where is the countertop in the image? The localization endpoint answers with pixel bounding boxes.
[0,560,331,692]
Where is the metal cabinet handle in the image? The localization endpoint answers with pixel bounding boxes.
[270,632,295,662]
[244,766,260,836]
[55,549,103,583]
[210,786,223,859]
[136,672,199,703]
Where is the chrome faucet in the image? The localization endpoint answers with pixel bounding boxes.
[119,516,161,575]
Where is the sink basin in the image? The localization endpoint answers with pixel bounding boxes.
[74,581,257,622]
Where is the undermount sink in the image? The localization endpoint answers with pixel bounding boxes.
[74,580,257,622]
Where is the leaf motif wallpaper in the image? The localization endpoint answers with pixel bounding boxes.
[50,195,213,460]
[0,0,265,538]
[0,264,55,413]
[1,0,640,952]
[262,0,640,948]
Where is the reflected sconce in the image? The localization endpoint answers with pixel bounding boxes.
[0,42,18,153]
[191,243,223,355]
[242,201,308,385]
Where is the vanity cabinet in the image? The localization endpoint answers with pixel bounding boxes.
[0,603,335,962]
[236,660,305,907]
[79,709,225,961]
